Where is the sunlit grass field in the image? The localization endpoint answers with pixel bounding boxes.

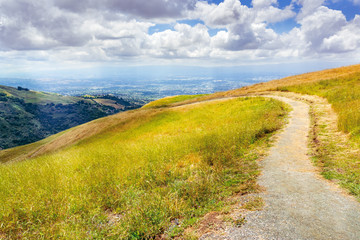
[0,97,287,239]
[277,72,360,137]
[142,94,209,109]
[277,72,360,198]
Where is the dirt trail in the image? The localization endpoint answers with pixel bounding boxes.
[201,96,360,240]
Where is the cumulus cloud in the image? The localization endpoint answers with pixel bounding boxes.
[193,0,293,52]
[0,0,90,50]
[54,0,196,19]
[0,0,358,64]
[252,0,277,8]
[194,0,253,28]
[256,5,295,24]
[298,6,347,52]
[321,15,360,52]
[146,23,211,58]
[211,22,279,51]
[295,0,326,19]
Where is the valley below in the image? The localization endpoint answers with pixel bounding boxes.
[0,85,143,150]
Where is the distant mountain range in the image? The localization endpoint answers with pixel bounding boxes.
[0,85,142,150]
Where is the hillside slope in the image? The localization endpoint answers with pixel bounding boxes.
[0,95,288,239]
[170,64,360,106]
[1,63,360,239]
[0,85,140,150]
[143,63,360,202]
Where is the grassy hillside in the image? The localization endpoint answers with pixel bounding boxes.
[142,94,208,108]
[0,85,140,150]
[274,69,360,198]
[0,85,82,104]
[277,73,360,138]
[2,63,360,238]
[173,64,360,105]
[0,97,288,239]
[158,64,360,199]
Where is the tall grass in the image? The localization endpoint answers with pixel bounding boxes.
[277,72,360,198]
[142,94,208,109]
[0,97,287,239]
[277,73,360,138]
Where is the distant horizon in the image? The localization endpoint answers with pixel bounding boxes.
[1,61,358,100]
[0,60,357,81]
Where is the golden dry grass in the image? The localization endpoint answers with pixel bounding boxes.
[0,97,288,239]
[172,64,360,107]
[0,108,159,163]
[142,94,208,108]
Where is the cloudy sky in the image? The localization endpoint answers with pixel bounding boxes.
[0,0,359,76]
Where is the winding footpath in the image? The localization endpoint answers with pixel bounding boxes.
[203,96,360,239]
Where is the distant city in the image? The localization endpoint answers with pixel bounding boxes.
[0,73,288,102]
[2,62,355,102]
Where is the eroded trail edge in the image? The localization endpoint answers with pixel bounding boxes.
[202,95,360,240]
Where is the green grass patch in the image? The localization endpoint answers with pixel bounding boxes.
[0,97,288,239]
[242,196,264,211]
[142,94,208,109]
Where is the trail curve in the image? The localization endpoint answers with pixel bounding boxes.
[202,95,360,240]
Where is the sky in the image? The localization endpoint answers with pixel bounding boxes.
[0,0,360,77]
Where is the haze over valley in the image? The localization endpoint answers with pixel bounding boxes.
[0,62,354,100]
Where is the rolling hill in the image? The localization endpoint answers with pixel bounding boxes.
[1,63,360,239]
[0,95,288,239]
[0,85,141,150]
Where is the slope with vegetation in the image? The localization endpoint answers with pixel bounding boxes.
[2,63,360,238]
[0,96,288,239]
[140,63,360,200]
[142,94,208,109]
[220,63,360,200]
[0,85,140,150]
[276,73,360,139]
[275,70,360,198]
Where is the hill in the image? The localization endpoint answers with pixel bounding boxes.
[0,85,141,150]
[0,94,288,238]
[1,63,360,238]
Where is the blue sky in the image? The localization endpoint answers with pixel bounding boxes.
[0,0,359,78]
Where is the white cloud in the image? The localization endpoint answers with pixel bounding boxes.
[193,0,291,51]
[298,6,346,52]
[146,23,211,58]
[54,0,196,19]
[252,0,277,8]
[0,0,358,65]
[322,15,360,52]
[295,0,326,19]
[211,22,278,51]
[194,0,253,28]
[255,5,295,24]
